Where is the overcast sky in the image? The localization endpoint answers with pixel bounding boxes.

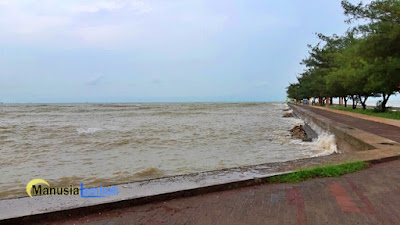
[0,0,377,103]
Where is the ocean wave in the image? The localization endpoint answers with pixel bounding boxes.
[106,139,131,147]
[312,133,338,157]
[1,102,343,200]
[92,104,142,108]
[240,103,260,107]
[152,111,208,116]
[134,167,164,178]
[76,128,102,134]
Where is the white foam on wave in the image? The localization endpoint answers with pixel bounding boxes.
[287,107,339,157]
[76,128,102,134]
[311,132,338,157]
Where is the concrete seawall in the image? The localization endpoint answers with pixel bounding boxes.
[289,104,400,155]
[289,104,376,153]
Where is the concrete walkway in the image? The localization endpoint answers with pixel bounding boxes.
[36,159,400,225]
[310,105,400,128]
[298,105,400,143]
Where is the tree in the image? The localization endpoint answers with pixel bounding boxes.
[342,0,400,111]
[287,1,400,112]
[286,83,299,100]
[325,33,361,108]
[363,57,400,111]
[342,0,400,25]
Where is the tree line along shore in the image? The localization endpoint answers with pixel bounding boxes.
[287,0,400,112]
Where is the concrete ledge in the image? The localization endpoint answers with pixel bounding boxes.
[289,104,399,153]
[0,169,292,225]
[4,153,400,225]
[365,154,400,165]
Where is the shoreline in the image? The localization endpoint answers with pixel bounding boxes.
[2,103,400,223]
[0,102,325,201]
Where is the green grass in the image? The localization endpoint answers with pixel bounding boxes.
[328,105,400,120]
[268,161,368,183]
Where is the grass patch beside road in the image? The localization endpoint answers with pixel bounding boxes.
[328,105,400,120]
[268,161,368,183]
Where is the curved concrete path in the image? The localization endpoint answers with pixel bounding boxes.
[311,105,400,128]
[33,159,400,225]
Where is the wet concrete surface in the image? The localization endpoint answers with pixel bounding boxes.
[28,159,400,225]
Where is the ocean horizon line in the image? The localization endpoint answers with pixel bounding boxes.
[0,100,284,104]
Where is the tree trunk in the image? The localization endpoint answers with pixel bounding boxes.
[382,93,391,112]
[330,98,333,105]
[344,96,348,107]
[351,95,357,109]
[358,94,369,110]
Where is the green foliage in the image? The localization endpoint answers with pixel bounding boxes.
[286,83,299,99]
[373,100,385,112]
[268,162,368,183]
[329,105,400,120]
[342,0,400,25]
[287,0,400,112]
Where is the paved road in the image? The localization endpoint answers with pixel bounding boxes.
[36,159,400,225]
[297,105,400,143]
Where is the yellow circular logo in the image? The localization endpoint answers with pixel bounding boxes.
[26,179,49,198]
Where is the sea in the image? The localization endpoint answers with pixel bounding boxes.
[0,102,337,199]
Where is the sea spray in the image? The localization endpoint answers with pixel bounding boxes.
[286,107,339,157]
[312,133,338,157]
